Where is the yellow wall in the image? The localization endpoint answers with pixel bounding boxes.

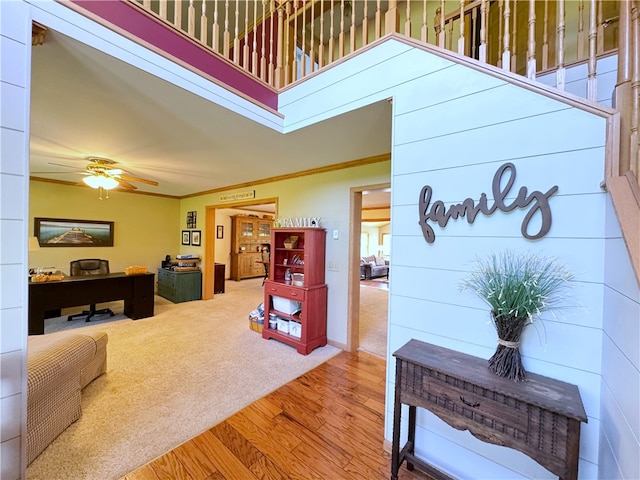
[182,160,391,345]
[29,181,180,276]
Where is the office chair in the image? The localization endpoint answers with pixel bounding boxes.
[67,259,115,322]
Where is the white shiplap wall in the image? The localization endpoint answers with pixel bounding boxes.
[600,197,640,480]
[0,1,31,479]
[281,38,638,478]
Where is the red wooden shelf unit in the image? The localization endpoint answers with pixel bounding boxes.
[262,228,327,355]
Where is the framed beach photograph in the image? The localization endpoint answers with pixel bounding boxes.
[191,230,201,246]
[182,230,191,245]
[34,218,114,247]
[216,225,224,239]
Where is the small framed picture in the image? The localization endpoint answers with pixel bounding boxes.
[191,230,201,246]
[186,211,197,228]
[181,230,191,245]
[216,225,224,239]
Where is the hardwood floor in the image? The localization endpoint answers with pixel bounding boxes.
[123,351,431,480]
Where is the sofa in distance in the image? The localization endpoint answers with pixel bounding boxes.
[360,255,389,280]
[26,330,108,465]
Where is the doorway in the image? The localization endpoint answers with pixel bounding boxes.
[347,184,390,355]
[203,198,278,300]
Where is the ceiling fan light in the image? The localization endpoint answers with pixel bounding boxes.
[102,176,119,190]
[83,174,118,190]
[83,175,101,189]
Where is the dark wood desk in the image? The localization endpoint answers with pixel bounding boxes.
[391,340,587,480]
[29,272,155,335]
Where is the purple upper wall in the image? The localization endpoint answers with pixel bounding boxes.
[70,0,278,111]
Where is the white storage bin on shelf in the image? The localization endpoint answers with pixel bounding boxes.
[272,296,301,314]
[289,321,302,338]
[277,318,290,334]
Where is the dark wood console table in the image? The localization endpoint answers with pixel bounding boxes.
[29,272,155,335]
[391,339,587,480]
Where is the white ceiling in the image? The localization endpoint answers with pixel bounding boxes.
[29,28,392,205]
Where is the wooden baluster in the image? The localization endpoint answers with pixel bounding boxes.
[458,0,465,54]
[261,0,267,81]
[310,0,316,72]
[542,0,549,70]
[223,0,230,58]
[143,0,151,8]
[471,6,477,58]
[511,0,517,72]
[597,0,604,54]
[614,0,631,176]
[339,0,345,59]
[292,1,298,81]
[433,0,445,48]
[159,0,167,21]
[212,0,219,52]
[497,0,503,67]
[301,1,307,77]
[243,0,249,70]
[233,1,240,64]
[375,0,381,40]
[285,1,291,85]
[557,0,566,90]
[174,0,183,30]
[350,0,356,53]
[329,0,335,63]
[421,0,427,43]
[252,0,258,75]
[479,0,487,63]
[502,0,511,71]
[587,0,598,100]
[200,0,208,45]
[188,0,195,37]
[362,0,369,47]
[405,0,411,37]
[276,2,285,87]
[269,0,275,84]
[578,0,585,59]
[319,0,325,68]
[527,0,536,79]
[386,0,399,34]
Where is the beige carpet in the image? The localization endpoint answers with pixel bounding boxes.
[26,278,340,480]
[358,284,388,357]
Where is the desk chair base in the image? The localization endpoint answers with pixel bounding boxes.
[68,307,115,323]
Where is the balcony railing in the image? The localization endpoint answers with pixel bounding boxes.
[131,1,617,91]
[126,0,640,280]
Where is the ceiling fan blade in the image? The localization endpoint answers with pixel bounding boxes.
[116,179,137,190]
[118,174,159,186]
[47,162,84,170]
[32,171,83,174]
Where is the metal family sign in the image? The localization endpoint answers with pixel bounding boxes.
[418,162,558,243]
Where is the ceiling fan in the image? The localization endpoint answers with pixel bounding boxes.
[37,157,159,199]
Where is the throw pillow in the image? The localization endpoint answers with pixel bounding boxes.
[375,256,386,266]
[362,255,376,264]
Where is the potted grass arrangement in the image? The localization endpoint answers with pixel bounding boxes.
[459,250,574,381]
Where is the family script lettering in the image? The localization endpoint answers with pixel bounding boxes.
[418,162,558,243]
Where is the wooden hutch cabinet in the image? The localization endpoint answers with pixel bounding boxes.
[262,227,327,355]
[230,215,272,281]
